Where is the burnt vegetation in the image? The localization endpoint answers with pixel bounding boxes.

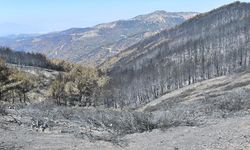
[1,3,250,112]
[1,3,250,111]
[103,2,250,108]
[0,47,64,70]
[1,2,250,148]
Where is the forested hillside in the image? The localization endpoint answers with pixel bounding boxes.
[103,2,250,108]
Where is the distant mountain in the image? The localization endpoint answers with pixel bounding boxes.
[102,2,250,108]
[0,11,198,65]
[0,23,42,36]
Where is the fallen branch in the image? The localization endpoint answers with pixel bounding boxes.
[6,114,22,126]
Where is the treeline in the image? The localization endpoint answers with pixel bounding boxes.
[103,2,250,108]
[0,47,64,71]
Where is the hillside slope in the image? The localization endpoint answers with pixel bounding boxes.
[0,12,197,65]
[103,2,250,108]
[139,71,250,112]
[1,71,250,150]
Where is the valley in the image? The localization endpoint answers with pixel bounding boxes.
[0,1,250,150]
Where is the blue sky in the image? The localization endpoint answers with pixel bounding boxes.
[0,0,249,35]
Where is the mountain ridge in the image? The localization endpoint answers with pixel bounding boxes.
[0,11,198,66]
[103,1,247,70]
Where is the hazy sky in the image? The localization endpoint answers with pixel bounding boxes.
[0,0,249,35]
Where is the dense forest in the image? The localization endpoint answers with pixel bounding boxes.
[103,2,250,108]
